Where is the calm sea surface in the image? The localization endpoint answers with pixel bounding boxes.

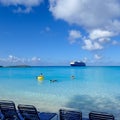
[0,66,120,119]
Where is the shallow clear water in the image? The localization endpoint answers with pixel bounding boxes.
[0,66,120,119]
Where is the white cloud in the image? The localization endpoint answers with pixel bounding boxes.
[31,57,40,62]
[49,0,120,30]
[40,26,51,34]
[13,7,32,13]
[0,0,43,13]
[68,29,107,50]
[8,55,21,63]
[49,0,79,21]
[82,29,113,50]
[112,40,119,45]
[49,0,120,50]
[98,38,111,43]
[83,57,88,62]
[68,30,81,44]
[0,55,41,66]
[89,29,114,40]
[94,54,102,60]
[0,0,42,7]
[68,29,114,51]
[82,39,103,50]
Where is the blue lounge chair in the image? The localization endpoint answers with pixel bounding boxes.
[18,104,57,120]
[0,100,21,120]
[0,112,4,120]
[59,109,82,120]
[89,111,115,120]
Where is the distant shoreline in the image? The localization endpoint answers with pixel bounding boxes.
[0,65,120,68]
[0,65,31,68]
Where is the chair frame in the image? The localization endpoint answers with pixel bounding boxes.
[0,100,21,120]
[18,104,57,120]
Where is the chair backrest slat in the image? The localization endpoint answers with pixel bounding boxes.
[89,111,114,120]
[59,109,82,120]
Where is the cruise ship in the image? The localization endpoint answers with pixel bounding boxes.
[70,61,86,66]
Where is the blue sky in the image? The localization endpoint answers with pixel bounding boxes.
[0,0,120,66]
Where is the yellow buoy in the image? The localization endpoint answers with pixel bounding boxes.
[37,76,44,80]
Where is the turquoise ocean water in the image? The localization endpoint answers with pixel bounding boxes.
[0,66,120,119]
